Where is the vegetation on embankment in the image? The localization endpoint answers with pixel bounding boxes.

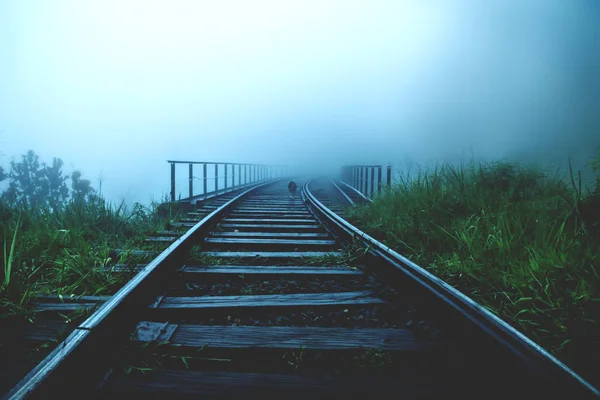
[346,150,600,385]
[0,150,179,319]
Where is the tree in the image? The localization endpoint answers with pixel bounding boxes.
[43,158,69,206]
[1,150,70,208]
[71,170,95,200]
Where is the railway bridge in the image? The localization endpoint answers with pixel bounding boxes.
[2,160,599,399]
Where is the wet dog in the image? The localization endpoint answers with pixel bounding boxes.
[288,181,297,199]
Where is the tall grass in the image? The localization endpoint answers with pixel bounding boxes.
[346,158,600,385]
[0,194,180,319]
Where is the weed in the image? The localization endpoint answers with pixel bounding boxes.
[354,349,391,368]
[0,192,175,317]
[282,347,305,371]
[346,158,600,385]
[240,287,255,295]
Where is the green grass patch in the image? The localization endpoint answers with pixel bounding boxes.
[0,195,179,319]
[345,155,600,385]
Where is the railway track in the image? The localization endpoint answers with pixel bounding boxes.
[3,178,599,399]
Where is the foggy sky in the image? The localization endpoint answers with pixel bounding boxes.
[1,1,599,204]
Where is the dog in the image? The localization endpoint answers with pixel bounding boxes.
[288,181,297,199]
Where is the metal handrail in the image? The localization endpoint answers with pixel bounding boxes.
[168,160,291,202]
[340,164,391,199]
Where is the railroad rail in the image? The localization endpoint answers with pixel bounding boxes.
[2,176,599,399]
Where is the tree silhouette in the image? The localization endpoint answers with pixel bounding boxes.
[1,150,70,208]
[43,158,70,206]
[71,170,95,200]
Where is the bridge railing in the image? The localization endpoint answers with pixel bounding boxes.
[340,164,391,199]
[168,160,289,202]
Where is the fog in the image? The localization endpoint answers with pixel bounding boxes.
[1,1,598,204]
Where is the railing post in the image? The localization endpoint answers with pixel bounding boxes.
[370,167,375,197]
[203,163,207,194]
[363,167,367,195]
[215,163,219,192]
[232,164,236,188]
[170,162,176,202]
[188,163,193,198]
[244,164,247,184]
[224,164,228,190]
[387,165,392,187]
[378,166,382,194]
[361,167,366,194]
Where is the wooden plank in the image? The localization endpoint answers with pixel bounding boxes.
[170,222,197,227]
[35,303,102,312]
[224,218,316,224]
[145,237,176,243]
[201,251,343,259]
[240,202,304,206]
[27,327,71,342]
[210,232,330,238]
[156,231,180,236]
[178,265,362,275]
[112,249,158,257]
[33,295,111,302]
[102,370,429,397]
[234,205,308,209]
[189,206,218,211]
[133,322,426,351]
[239,198,303,200]
[108,264,147,272]
[183,213,210,218]
[33,295,110,311]
[229,214,313,219]
[19,321,74,342]
[231,210,310,214]
[219,224,321,230]
[204,238,336,246]
[234,207,308,211]
[151,291,383,309]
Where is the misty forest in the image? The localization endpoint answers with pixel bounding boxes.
[1,1,599,398]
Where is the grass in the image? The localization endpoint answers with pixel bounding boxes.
[0,194,180,320]
[345,154,600,385]
[353,349,391,368]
